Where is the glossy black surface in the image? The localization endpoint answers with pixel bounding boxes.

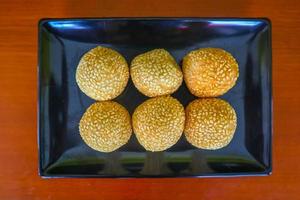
[38,18,272,178]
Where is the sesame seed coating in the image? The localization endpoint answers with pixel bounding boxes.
[184,98,237,150]
[76,46,129,101]
[79,101,132,152]
[183,48,239,97]
[130,49,183,97]
[132,96,185,152]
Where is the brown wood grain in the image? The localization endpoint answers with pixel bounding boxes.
[0,0,299,199]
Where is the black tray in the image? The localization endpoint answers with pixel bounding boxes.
[38,18,272,178]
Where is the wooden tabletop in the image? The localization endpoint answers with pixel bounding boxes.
[0,0,299,199]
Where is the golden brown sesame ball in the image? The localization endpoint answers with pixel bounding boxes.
[79,101,132,152]
[130,49,183,97]
[76,46,129,101]
[132,96,185,152]
[184,98,237,150]
[183,48,239,97]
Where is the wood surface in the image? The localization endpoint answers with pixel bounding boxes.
[0,0,299,199]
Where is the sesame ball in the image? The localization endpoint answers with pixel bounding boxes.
[183,48,239,97]
[130,49,183,97]
[184,98,237,150]
[132,96,185,152]
[79,101,132,152]
[76,46,129,101]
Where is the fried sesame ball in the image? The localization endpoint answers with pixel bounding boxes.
[183,48,239,97]
[79,101,132,152]
[184,98,237,150]
[76,46,129,101]
[132,96,185,152]
[130,49,183,97]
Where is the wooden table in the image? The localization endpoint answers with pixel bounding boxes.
[0,0,299,199]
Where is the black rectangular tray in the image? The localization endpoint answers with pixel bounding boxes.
[38,18,272,178]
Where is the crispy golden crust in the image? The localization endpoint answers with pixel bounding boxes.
[132,96,185,152]
[130,49,183,97]
[184,98,237,150]
[76,46,129,101]
[183,48,239,97]
[79,101,132,152]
